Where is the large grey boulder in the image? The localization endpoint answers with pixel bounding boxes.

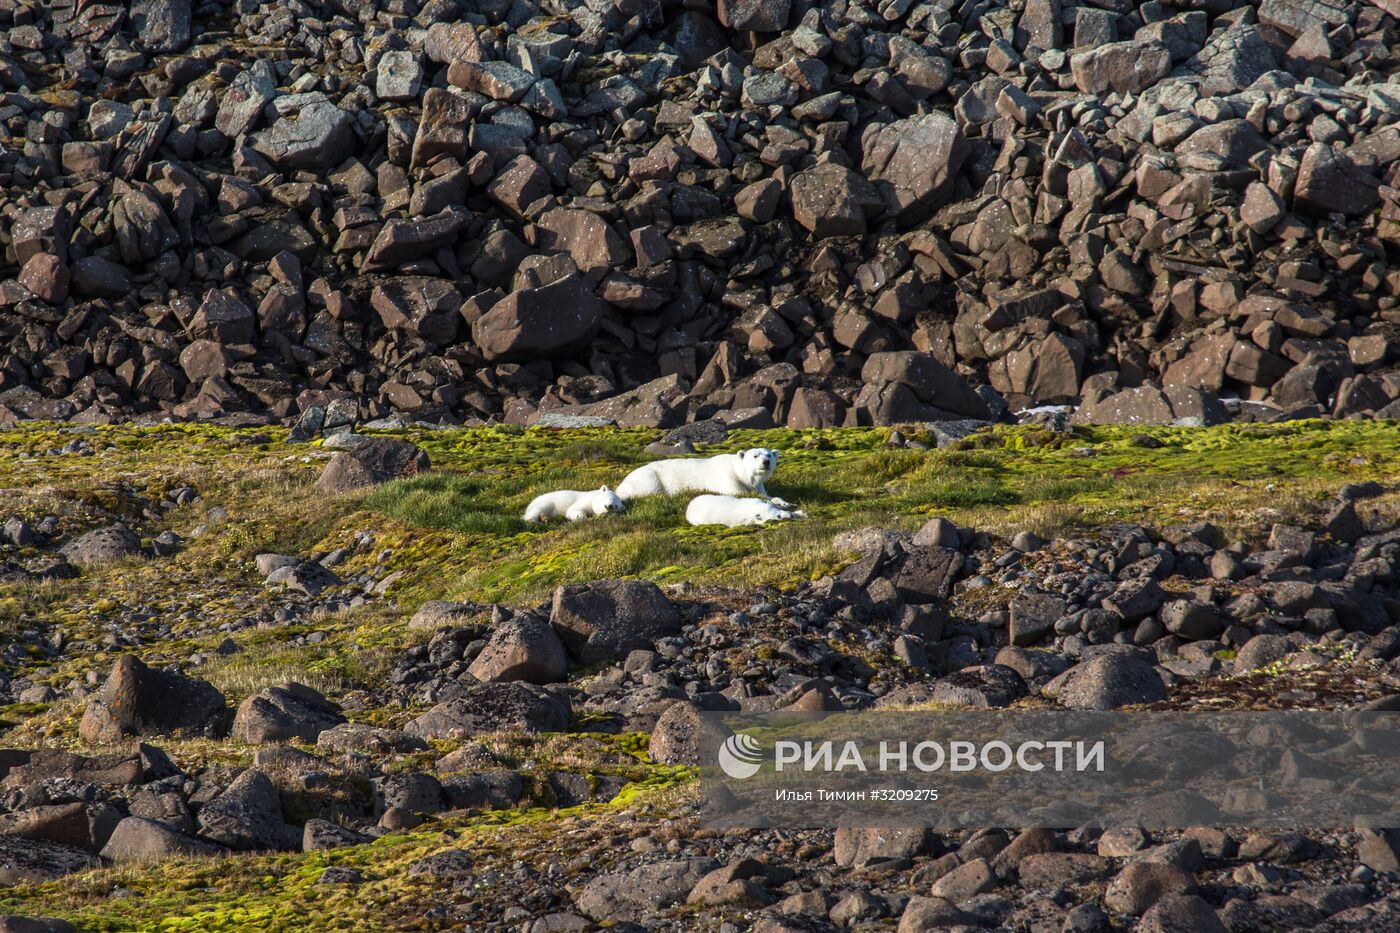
[861,112,969,225]
[1044,653,1168,710]
[316,438,430,494]
[859,352,992,422]
[471,273,603,363]
[404,683,571,739]
[251,97,357,171]
[79,656,229,744]
[231,682,346,744]
[100,817,223,862]
[195,770,296,851]
[550,579,683,665]
[467,611,568,685]
[60,524,141,566]
[575,858,720,922]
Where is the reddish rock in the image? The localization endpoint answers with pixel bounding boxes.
[18,254,68,304]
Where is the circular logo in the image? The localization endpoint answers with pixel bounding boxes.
[717,733,764,780]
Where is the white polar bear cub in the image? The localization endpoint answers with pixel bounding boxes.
[614,447,794,508]
[686,495,806,528]
[523,486,625,523]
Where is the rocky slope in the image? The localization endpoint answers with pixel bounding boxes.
[2,0,1400,429]
[0,420,1397,930]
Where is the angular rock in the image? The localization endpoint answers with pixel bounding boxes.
[79,656,229,744]
[861,113,969,224]
[1071,40,1172,94]
[404,683,571,738]
[232,682,345,744]
[472,274,603,363]
[550,579,683,664]
[316,438,430,494]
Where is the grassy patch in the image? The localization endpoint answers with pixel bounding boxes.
[0,418,1398,929]
[357,420,1400,605]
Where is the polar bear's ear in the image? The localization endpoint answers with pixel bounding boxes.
[770,449,779,461]
[600,485,611,492]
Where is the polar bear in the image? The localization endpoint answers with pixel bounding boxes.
[614,448,794,507]
[686,495,806,528]
[523,487,625,523]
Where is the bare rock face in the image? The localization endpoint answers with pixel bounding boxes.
[4,0,1400,431]
[78,656,229,744]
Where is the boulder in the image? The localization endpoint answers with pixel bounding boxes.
[60,525,142,566]
[860,352,992,421]
[79,656,229,744]
[0,838,97,885]
[316,438,430,494]
[1071,40,1172,93]
[717,0,790,31]
[467,611,568,685]
[575,858,720,922]
[0,918,76,933]
[550,579,684,664]
[251,98,357,171]
[930,665,1029,708]
[195,770,295,851]
[303,819,371,852]
[789,164,883,238]
[100,817,223,862]
[231,682,346,744]
[1044,654,1168,710]
[404,683,571,739]
[861,113,969,224]
[471,273,604,362]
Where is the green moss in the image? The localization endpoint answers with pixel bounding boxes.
[0,419,1397,929]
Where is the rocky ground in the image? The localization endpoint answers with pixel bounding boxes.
[0,0,1398,432]
[0,418,1397,931]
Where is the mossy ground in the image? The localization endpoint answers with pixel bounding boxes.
[0,419,1398,929]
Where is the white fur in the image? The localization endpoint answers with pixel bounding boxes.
[686,494,806,528]
[523,486,625,523]
[614,448,792,507]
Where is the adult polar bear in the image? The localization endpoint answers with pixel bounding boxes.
[615,447,795,508]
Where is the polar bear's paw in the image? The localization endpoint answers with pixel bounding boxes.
[768,497,796,510]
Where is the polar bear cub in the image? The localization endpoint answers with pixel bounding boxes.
[615,447,793,507]
[523,486,625,523]
[686,495,806,528]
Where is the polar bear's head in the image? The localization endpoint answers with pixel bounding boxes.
[736,448,778,486]
[591,486,625,514]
